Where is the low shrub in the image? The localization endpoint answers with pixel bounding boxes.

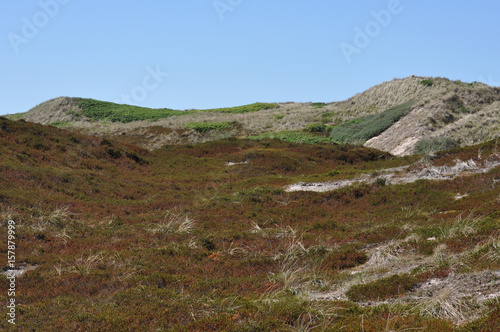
[414,137,459,155]
[48,121,71,127]
[417,240,438,256]
[78,98,183,122]
[330,101,414,144]
[420,79,434,87]
[459,106,471,113]
[346,274,418,302]
[311,102,327,108]
[200,102,278,114]
[305,123,328,133]
[125,152,148,165]
[186,122,230,133]
[106,148,122,159]
[330,247,368,270]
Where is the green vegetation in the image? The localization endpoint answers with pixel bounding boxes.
[6,112,25,120]
[459,106,471,113]
[330,101,415,144]
[200,102,278,114]
[48,121,71,127]
[311,102,327,108]
[185,121,231,133]
[346,274,419,302]
[77,98,278,123]
[66,110,82,118]
[78,98,184,122]
[414,137,459,155]
[421,79,435,87]
[305,122,328,133]
[249,130,331,144]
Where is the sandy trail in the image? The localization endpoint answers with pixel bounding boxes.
[286,157,500,193]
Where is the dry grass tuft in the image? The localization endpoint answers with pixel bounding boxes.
[485,240,500,263]
[430,244,459,270]
[0,206,17,223]
[471,234,500,264]
[271,260,309,294]
[47,206,71,225]
[365,240,401,269]
[442,212,479,239]
[417,284,471,322]
[61,251,105,275]
[288,313,322,332]
[148,209,196,234]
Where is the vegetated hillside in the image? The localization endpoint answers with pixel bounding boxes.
[329,101,415,144]
[10,76,500,155]
[12,97,84,125]
[18,97,279,124]
[358,77,500,155]
[0,116,499,331]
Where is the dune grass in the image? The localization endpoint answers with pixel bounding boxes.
[414,137,460,155]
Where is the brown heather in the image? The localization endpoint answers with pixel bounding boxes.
[0,83,499,330]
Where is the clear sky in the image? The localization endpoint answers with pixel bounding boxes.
[1,0,499,115]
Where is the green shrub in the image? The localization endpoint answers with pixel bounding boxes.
[346,274,418,302]
[6,113,25,120]
[459,106,471,113]
[106,148,122,159]
[201,102,278,114]
[48,121,71,127]
[67,110,82,118]
[305,123,327,133]
[78,98,184,123]
[274,114,285,120]
[126,152,148,165]
[414,137,459,155]
[200,238,216,251]
[374,178,387,187]
[330,101,414,144]
[311,102,326,108]
[185,122,230,133]
[420,79,434,87]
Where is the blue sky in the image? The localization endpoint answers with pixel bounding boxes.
[1,0,499,115]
